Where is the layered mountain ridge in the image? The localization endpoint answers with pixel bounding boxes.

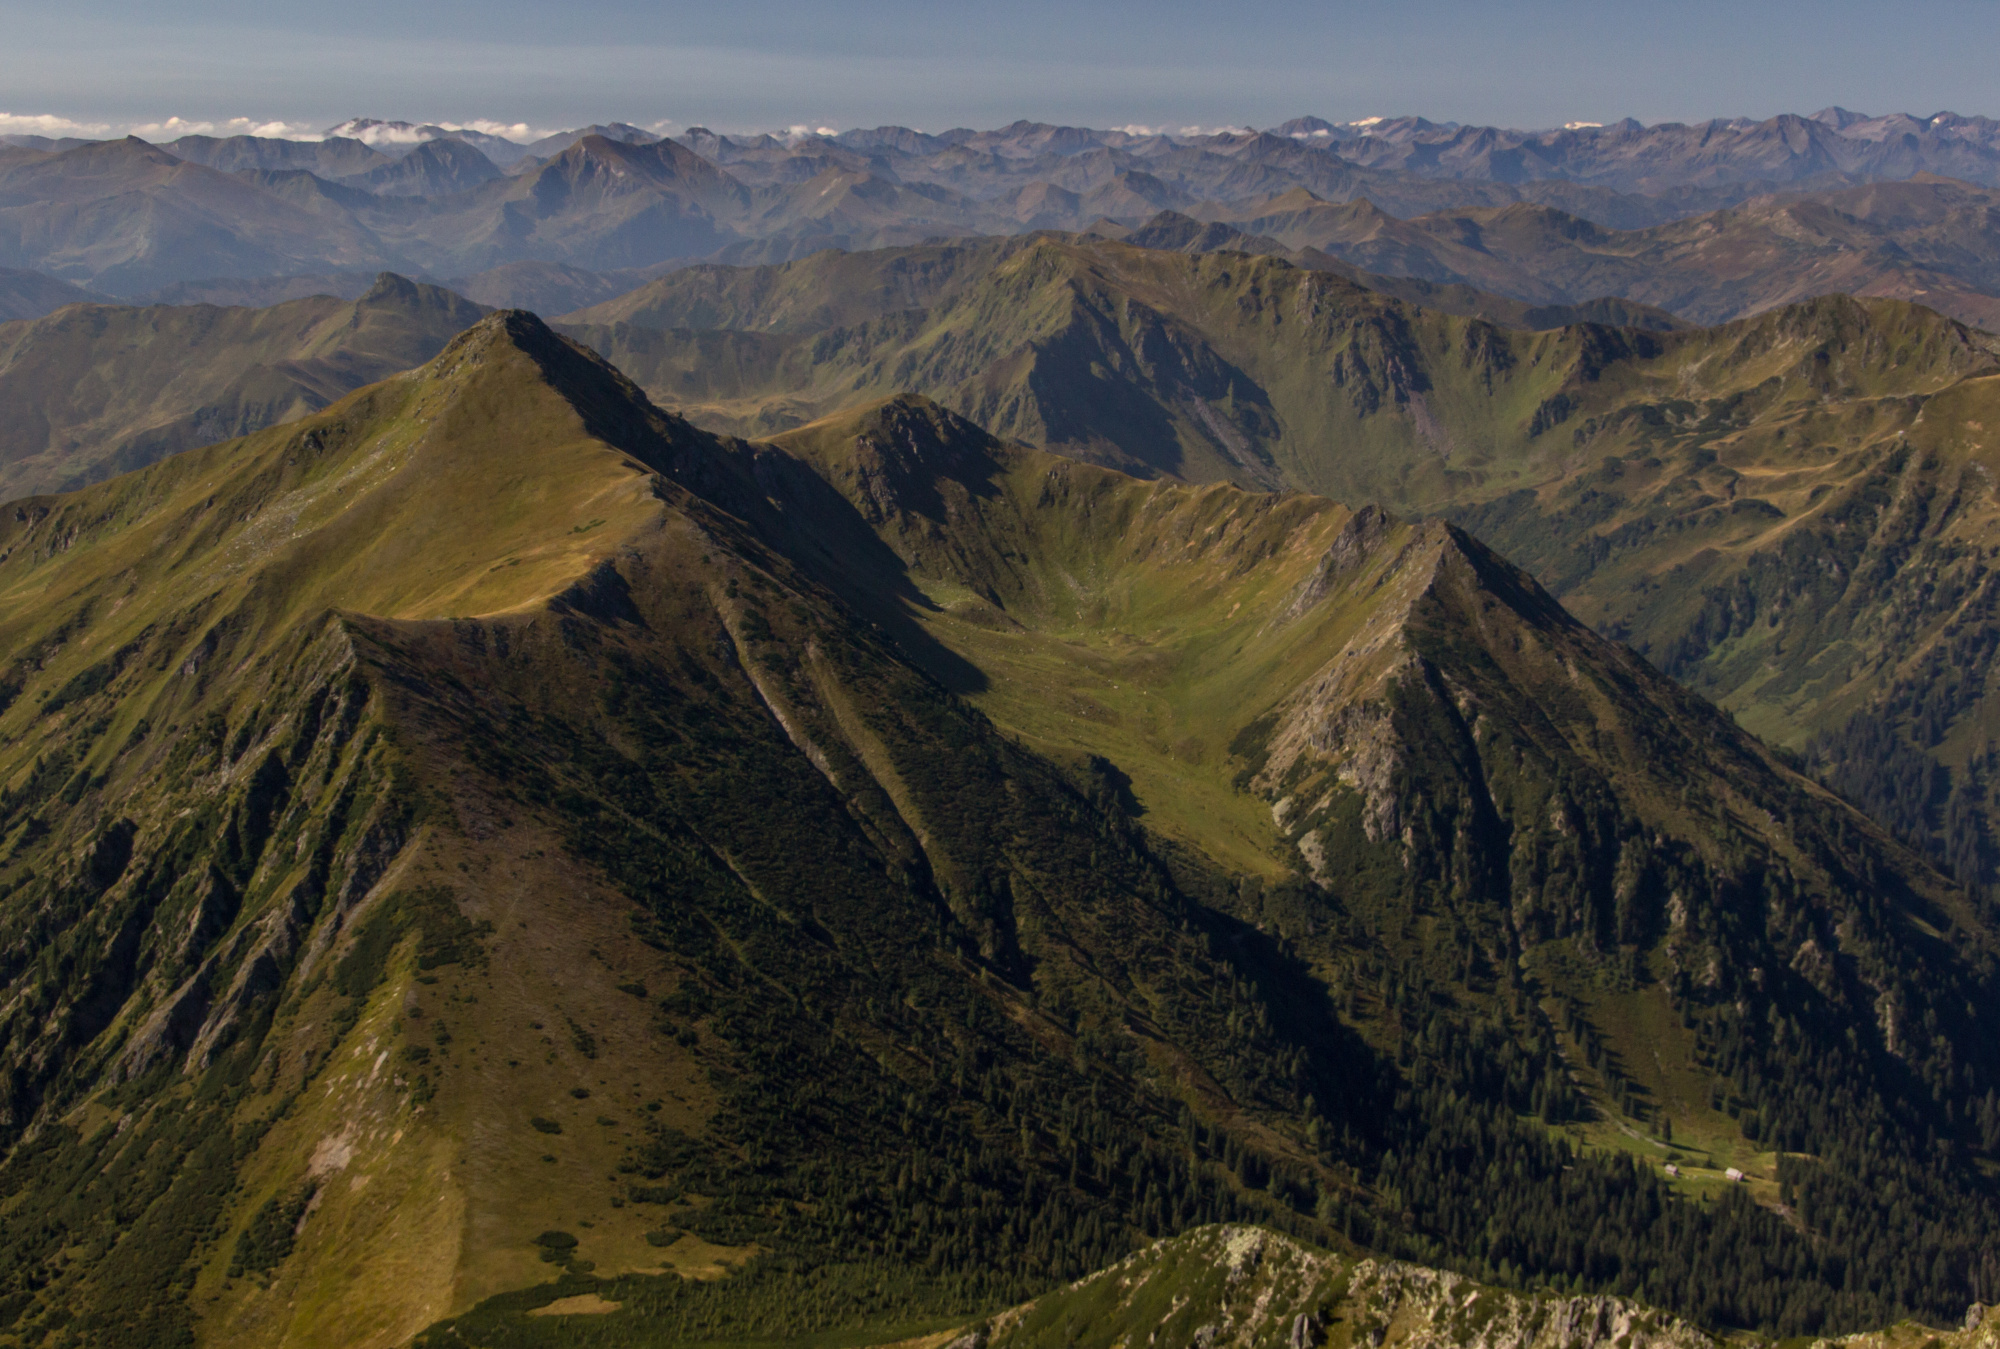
[0,272,486,500]
[15,112,2000,316]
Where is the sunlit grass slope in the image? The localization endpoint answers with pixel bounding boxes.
[0,312,745,1346]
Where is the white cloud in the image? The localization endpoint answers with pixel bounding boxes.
[0,111,112,138]
[445,119,549,141]
[124,117,213,138]
[1562,120,1603,130]
[2,112,333,142]
[236,119,317,138]
[126,116,325,141]
[1114,123,1161,136]
[320,118,556,146]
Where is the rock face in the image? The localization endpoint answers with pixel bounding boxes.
[980,1227,1717,1349]
[982,1227,1997,1349]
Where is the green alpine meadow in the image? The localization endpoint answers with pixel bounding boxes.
[6,80,2000,1349]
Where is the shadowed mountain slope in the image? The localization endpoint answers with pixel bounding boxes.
[2,321,1997,1346]
[0,267,97,322]
[0,272,486,499]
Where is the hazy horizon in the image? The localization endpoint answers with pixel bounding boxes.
[4,106,1997,148]
[3,0,1996,143]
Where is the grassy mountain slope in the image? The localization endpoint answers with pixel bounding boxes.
[568,226,1688,339]
[0,273,485,499]
[562,236,1032,333]
[1442,318,2000,891]
[3,319,1999,1347]
[566,237,1460,483]
[410,384,2000,1342]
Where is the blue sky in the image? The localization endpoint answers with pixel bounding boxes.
[3,0,1998,140]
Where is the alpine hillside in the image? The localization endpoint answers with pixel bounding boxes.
[1,316,1996,1347]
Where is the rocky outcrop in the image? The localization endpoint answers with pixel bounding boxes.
[981,1226,1996,1349]
[980,1227,1716,1349]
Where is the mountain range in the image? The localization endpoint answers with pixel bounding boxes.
[1271,108,2000,191]
[6,110,2000,315]
[8,104,2000,1349]
[0,267,97,322]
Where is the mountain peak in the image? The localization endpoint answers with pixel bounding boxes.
[355,270,468,309]
[425,306,636,383]
[0,301,706,650]
[773,391,1005,484]
[414,307,711,472]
